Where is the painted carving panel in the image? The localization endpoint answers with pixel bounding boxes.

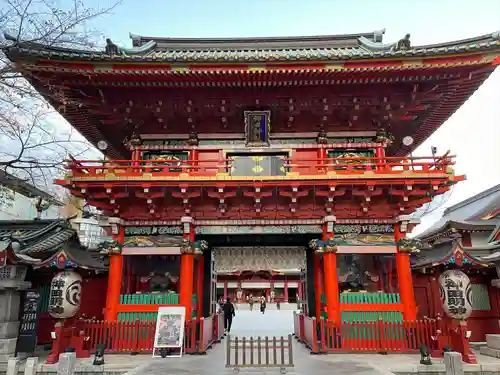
[213,246,306,273]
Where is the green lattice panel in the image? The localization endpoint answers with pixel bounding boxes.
[118,312,157,322]
[339,292,400,304]
[319,293,402,323]
[471,284,491,310]
[119,293,180,305]
[341,311,403,323]
[38,284,51,313]
[117,294,197,322]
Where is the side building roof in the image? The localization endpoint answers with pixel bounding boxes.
[0,218,107,270]
[417,184,500,240]
[0,170,63,206]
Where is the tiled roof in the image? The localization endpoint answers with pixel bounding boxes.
[411,240,488,269]
[411,242,453,268]
[417,220,500,240]
[0,218,107,270]
[3,30,500,63]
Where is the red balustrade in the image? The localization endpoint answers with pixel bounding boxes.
[80,318,203,355]
[318,317,437,353]
[292,311,303,341]
[302,316,320,353]
[63,155,455,179]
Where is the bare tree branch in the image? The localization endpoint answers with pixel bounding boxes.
[0,0,121,196]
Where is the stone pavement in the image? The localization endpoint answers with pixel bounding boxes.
[3,310,500,374]
[123,340,393,375]
[123,310,392,375]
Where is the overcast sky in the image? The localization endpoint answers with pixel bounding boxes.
[49,0,500,231]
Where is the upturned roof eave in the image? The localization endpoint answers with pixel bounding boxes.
[417,220,500,241]
[3,30,499,64]
[411,241,490,269]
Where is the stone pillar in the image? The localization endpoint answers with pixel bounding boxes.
[0,265,31,362]
[6,357,20,375]
[57,352,76,375]
[24,357,38,375]
[104,218,124,321]
[395,217,417,320]
[444,351,464,375]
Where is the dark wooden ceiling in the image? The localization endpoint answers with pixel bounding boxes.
[28,63,490,158]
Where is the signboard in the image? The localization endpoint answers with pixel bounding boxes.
[152,306,186,358]
[15,290,41,355]
[124,224,394,236]
[439,270,473,320]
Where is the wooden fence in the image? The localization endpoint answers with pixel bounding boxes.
[80,313,224,355]
[293,312,438,354]
[226,335,294,373]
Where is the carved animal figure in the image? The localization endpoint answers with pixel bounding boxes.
[394,34,411,51]
[105,38,120,55]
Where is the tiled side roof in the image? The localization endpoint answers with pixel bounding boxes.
[411,242,453,268]
[411,240,489,269]
[19,228,75,254]
[417,220,499,240]
[34,246,108,270]
[3,30,500,63]
[0,218,107,270]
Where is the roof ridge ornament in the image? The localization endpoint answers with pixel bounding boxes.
[104,37,157,56]
[358,33,411,53]
[392,34,411,52]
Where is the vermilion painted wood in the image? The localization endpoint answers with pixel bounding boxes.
[81,317,206,354]
[317,316,437,353]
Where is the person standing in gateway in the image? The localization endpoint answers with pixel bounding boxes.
[222,298,236,333]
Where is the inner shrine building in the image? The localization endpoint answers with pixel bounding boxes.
[4,29,500,324]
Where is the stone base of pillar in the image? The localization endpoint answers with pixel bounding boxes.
[0,266,32,362]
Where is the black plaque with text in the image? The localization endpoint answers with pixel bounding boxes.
[15,290,41,355]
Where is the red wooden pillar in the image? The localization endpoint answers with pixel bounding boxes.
[297,280,302,300]
[322,216,340,324]
[180,216,195,320]
[284,279,289,302]
[105,225,124,321]
[317,146,327,173]
[375,145,386,171]
[190,149,199,173]
[395,220,417,320]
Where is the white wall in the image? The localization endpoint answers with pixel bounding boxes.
[0,185,60,220]
[470,232,491,246]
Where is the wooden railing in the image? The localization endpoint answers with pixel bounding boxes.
[80,313,224,355]
[295,313,438,354]
[226,335,294,372]
[63,155,455,179]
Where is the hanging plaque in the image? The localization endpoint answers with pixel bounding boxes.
[439,270,473,320]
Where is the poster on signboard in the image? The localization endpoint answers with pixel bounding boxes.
[152,306,186,358]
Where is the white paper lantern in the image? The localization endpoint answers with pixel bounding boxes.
[48,271,82,319]
[439,270,472,320]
